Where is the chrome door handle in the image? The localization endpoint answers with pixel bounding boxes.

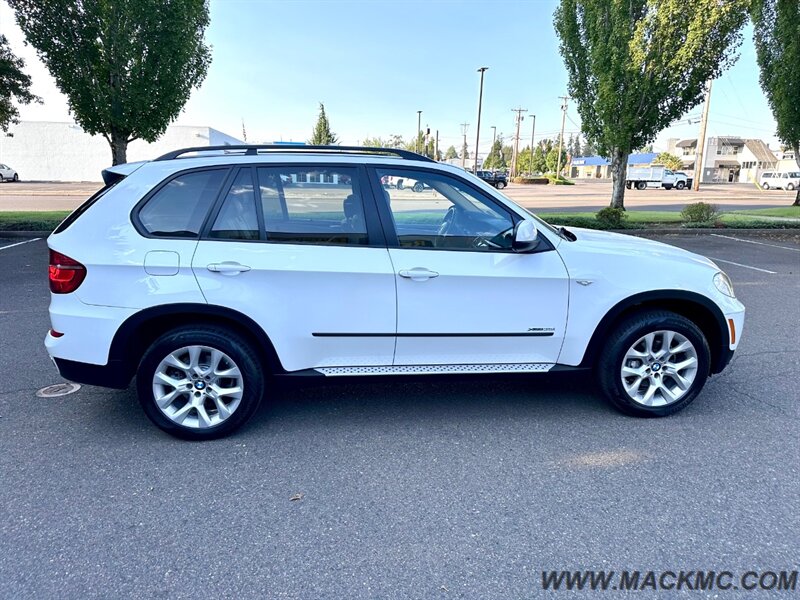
[398,268,439,281]
[207,262,251,275]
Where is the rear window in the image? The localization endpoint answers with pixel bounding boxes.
[138,169,227,238]
[53,182,118,234]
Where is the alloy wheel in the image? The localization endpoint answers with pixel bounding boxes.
[152,345,244,429]
[620,330,698,407]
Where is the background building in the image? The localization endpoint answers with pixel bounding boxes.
[0,121,242,182]
[667,136,776,183]
[569,152,658,179]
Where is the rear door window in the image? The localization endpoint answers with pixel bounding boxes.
[138,169,227,238]
[255,166,368,246]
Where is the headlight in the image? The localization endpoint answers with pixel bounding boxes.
[713,272,735,298]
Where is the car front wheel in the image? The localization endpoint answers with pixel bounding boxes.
[597,311,710,417]
[137,326,264,439]
[763,183,770,190]
[787,183,795,191]
[495,181,506,189]
[675,181,686,190]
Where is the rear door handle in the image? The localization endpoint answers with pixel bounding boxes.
[398,268,439,281]
[207,262,251,275]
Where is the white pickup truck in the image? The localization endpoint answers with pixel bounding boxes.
[626,166,689,190]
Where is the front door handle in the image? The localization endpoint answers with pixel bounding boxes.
[207,262,251,275]
[398,267,439,281]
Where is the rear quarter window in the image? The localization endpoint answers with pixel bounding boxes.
[137,169,227,238]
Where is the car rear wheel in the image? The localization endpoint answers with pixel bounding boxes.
[635,181,647,190]
[763,183,770,190]
[413,181,424,193]
[495,181,506,189]
[788,183,795,191]
[137,326,264,439]
[597,310,710,417]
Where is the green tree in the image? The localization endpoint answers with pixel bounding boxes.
[554,0,748,207]
[404,131,434,158]
[482,137,507,170]
[654,152,683,170]
[361,136,387,148]
[444,145,458,160]
[570,134,582,158]
[582,135,597,157]
[10,0,211,165]
[752,0,800,205]
[387,134,405,148]
[310,102,338,145]
[0,34,40,132]
[546,144,568,174]
[531,145,547,173]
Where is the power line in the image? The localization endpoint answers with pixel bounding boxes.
[510,107,527,177]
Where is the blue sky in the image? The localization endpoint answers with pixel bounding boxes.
[1,0,780,156]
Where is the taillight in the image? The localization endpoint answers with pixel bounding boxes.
[49,250,86,294]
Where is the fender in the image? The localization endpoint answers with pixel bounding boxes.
[577,290,731,374]
[108,303,285,382]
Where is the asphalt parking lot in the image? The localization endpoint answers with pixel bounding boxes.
[1,233,798,599]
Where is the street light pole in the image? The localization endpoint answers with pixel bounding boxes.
[416,110,422,154]
[474,67,488,172]
[491,126,496,148]
[529,114,536,174]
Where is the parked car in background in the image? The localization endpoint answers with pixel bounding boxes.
[0,163,19,182]
[474,170,508,189]
[626,166,688,190]
[760,171,799,191]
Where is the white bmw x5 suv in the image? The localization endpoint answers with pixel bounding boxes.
[45,145,745,439]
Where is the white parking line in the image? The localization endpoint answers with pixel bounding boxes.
[0,238,41,252]
[709,257,777,274]
[710,233,800,252]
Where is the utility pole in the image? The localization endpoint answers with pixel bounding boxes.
[460,122,469,169]
[693,80,713,192]
[474,67,489,173]
[555,96,569,178]
[529,114,536,174]
[416,110,422,153]
[435,130,439,161]
[510,107,527,177]
[491,126,497,149]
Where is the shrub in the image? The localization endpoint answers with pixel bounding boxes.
[595,207,628,229]
[681,202,720,224]
[545,174,575,185]
[511,177,549,185]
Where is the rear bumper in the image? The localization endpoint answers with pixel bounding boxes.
[53,357,131,389]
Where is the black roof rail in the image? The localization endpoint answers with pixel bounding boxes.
[154,144,435,163]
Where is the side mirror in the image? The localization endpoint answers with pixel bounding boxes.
[512,220,540,253]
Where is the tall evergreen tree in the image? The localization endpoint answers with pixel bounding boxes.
[444,145,458,160]
[310,103,338,145]
[752,0,800,205]
[554,0,748,207]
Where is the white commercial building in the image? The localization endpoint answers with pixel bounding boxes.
[667,136,777,184]
[0,120,242,182]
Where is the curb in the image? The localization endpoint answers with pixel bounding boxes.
[0,230,51,238]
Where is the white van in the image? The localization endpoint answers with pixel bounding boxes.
[760,171,800,191]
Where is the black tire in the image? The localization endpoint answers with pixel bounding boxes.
[625,181,632,189]
[397,179,404,190]
[413,181,424,193]
[675,181,686,190]
[495,181,506,189]
[787,183,795,191]
[762,183,770,190]
[596,310,710,418]
[136,326,265,440]
[0,175,4,183]
[12,173,18,182]
[635,181,647,190]
[664,184,673,190]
